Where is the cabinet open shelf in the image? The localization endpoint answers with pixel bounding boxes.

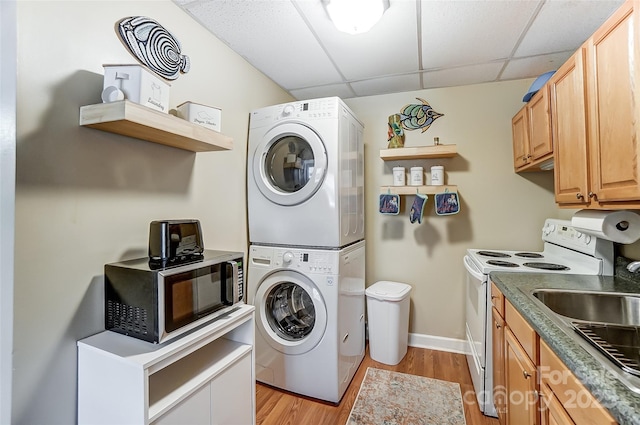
[380,185,458,195]
[148,339,251,422]
[79,100,233,152]
[380,144,457,160]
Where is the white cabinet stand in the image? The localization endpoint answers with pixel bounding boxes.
[78,305,255,425]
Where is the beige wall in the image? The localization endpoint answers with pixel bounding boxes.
[13,1,586,423]
[14,1,292,423]
[345,82,571,340]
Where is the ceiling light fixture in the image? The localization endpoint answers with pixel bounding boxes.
[323,0,389,35]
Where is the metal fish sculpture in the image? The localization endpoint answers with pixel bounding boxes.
[399,98,443,132]
[116,16,190,80]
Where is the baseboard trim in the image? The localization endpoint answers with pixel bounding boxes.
[408,333,469,355]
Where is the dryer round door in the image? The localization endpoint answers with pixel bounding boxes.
[252,122,328,206]
[254,270,327,355]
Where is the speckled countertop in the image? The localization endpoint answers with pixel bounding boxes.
[490,258,640,425]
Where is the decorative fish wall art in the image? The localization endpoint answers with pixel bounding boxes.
[116,16,190,80]
[399,98,443,132]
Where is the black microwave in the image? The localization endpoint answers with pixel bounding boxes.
[104,250,244,343]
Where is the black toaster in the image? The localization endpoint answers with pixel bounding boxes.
[148,219,204,266]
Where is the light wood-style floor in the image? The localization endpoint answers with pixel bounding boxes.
[256,345,500,425]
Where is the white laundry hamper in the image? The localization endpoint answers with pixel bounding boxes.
[365,281,412,365]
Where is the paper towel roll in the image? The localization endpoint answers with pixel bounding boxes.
[571,210,640,244]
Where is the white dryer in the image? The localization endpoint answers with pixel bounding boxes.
[247,241,365,403]
[247,97,364,248]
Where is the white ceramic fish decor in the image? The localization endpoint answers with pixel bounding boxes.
[116,16,190,80]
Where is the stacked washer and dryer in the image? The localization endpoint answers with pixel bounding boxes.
[246,97,366,403]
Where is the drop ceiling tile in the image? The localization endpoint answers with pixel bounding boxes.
[421,0,540,69]
[515,0,623,57]
[180,0,342,89]
[501,52,573,80]
[289,83,356,101]
[351,74,422,97]
[295,0,419,81]
[422,62,503,89]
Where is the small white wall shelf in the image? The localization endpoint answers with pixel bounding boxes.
[380,185,458,196]
[79,100,233,152]
[77,304,255,425]
[379,144,457,160]
[379,144,459,197]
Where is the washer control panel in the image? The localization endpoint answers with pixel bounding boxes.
[249,245,338,274]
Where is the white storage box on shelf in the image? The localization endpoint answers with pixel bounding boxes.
[365,281,412,365]
[177,101,222,132]
[102,64,170,113]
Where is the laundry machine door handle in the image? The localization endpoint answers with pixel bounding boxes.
[342,333,349,343]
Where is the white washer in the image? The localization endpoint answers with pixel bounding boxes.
[247,241,365,403]
[247,97,364,248]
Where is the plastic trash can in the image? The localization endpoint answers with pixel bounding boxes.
[365,281,412,365]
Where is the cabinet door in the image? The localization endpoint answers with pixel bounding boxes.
[153,384,211,425]
[540,382,575,425]
[528,86,553,162]
[550,47,591,206]
[492,308,506,425]
[587,1,640,203]
[211,352,253,425]
[512,106,530,170]
[505,328,537,425]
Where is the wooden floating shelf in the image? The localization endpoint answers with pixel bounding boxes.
[79,100,233,152]
[380,185,458,195]
[380,144,457,160]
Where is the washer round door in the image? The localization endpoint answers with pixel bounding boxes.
[254,270,327,355]
[252,122,328,206]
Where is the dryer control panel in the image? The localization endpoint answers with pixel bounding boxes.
[249,98,340,127]
[249,245,339,274]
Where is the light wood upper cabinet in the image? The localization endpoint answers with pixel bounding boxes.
[512,86,553,172]
[552,0,640,208]
[512,106,530,170]
[528,86,554,163]
[550,47,590,206]
[586,0,640,207]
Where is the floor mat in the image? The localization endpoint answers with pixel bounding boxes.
[346,367,467,425]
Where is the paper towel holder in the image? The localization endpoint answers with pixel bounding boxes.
[616,221,630,231]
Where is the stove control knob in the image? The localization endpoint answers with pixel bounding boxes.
[282,252,294,264]
[282,104,295,116]
[585,235,592,244]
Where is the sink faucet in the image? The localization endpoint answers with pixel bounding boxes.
[627,261,640,272]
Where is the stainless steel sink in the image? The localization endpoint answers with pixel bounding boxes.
[526,288,640,382]
[531,289,640,326]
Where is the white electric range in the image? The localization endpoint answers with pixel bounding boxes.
[463,218,615,417]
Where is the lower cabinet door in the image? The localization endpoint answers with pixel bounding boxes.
[540,382,575,425]
[506,328,537,425]
[153,384,212,425]
[211,352,253,425]
[492,308,506,425]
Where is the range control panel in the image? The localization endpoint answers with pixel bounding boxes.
[542,218,612,257]
[249,245,339,274]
